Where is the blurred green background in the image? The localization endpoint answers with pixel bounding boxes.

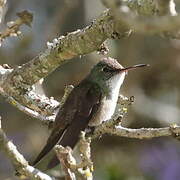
[1,0,180,179]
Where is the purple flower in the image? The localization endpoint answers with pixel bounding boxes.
[139,140,180,180]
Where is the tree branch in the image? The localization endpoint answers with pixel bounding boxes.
[0,118,55,180]
[0,9,131,119]
[103,0,180,38]
[93,119,180,139]
[55,132,93,180]
[91,95,180,140]
[1,0,180,121]
[2,0,180,179]
[0,10,33,46]
[0,66,73,124]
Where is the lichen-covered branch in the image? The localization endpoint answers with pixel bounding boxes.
[92,118,180,139]
[0,119,55,180]
[1,0,180,120]
[0,9,130,118]
[106,0,180,38]
[2,0,180,179]
[2,9,121,85]
[55,146,76,180]
[91,95,180,140]
[115,8,180,35]
[55,132,93,180]
[0,65,73,124]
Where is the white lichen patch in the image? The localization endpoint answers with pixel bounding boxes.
[47,41,53,49]
[70,29,81,35]
[0,66,13,75]
[25,90,59,113]
[0,66,13,84]
[26,166,53,180]
[7,141,28,165]
[47,36,64,50]
[58,35,65,41]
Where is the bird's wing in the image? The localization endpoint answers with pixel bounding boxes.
[47,82,102,169]
[32,82,102,166]
[31,126,67,166]
[57,83,102,148]
[31,85,81,166]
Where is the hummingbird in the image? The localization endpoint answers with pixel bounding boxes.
[32,57,148,168]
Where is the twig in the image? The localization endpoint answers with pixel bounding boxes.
[55,146,76,180]
[0,10,33,46]
[76,132,93,180]
[91,95,180,139]
[92,120,180,139]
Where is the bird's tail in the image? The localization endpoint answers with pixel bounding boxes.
[32,129,65,166]
[47,116,89,169]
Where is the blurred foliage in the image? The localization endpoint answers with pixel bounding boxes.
[1,0,180,180]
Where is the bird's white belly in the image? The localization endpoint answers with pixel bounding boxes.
[89,88,119,126]
[89,72,125,126]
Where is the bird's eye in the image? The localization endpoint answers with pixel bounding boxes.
[102,67,114,73]
[102,67,110,72]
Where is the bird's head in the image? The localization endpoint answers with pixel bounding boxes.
[88,57,148,89]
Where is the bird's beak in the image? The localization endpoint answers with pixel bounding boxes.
[119,64,149,73]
